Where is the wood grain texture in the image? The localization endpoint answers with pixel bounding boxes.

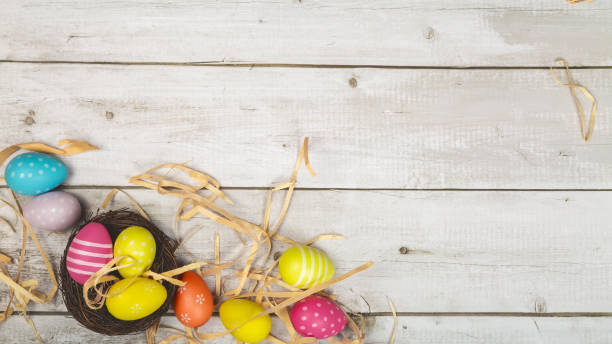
[3,188,612,313]
[3,314,612,344]
[1,64,611,189]
[1,1,611,66]
[2,1,611,340]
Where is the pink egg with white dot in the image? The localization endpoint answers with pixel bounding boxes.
[23,191,81,232]
[290,295,347,339]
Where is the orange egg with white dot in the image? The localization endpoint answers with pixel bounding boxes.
[174,271,214,328]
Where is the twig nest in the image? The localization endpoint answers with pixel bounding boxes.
[59,209,178,335]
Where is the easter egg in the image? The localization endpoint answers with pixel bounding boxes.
[5,152,68,195]
[105,277,167,321]
[290,295,347,339]
[278,245,335,289]
[174,271,214,328]
[219,299,271,343]
[24,191,81,232]
[113,226,156,278]
[66,222,113,284]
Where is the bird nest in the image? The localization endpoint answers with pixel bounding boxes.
[59,209,178,335]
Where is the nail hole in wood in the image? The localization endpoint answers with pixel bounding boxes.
[106,111,114,120]
[534,297,547,313]
[423,27,435,40]
[348,77,358,88]
[24,116,35,125]
[399,246,409,254]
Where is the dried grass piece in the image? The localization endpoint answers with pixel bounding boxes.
[0,139,97,341]
[551,59,597,141]
[133,138,373,344]
[0,140,98,183]
[387,298,398,344]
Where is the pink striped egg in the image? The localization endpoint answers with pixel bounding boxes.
[66,222,113,284]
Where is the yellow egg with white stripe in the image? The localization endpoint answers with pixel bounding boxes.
[278,245,334,289]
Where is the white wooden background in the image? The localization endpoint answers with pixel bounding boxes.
[1,0,612,343]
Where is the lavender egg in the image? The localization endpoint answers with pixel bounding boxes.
[23,191,81,232]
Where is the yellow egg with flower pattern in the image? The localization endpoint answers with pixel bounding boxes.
[105,277,167,320]
[113,226,156,278]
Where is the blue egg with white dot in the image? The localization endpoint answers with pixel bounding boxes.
[5,152,68,195]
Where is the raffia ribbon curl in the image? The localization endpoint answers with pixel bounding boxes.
[551,59,598,142]
[0,140,99,184]
[0,140,98,343]
[82,187,212,309]
[129,138,373,344]
[82,257,209,310]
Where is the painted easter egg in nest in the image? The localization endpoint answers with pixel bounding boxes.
[113,226,156,278]
[278,245,334,289]
[290,295,347,339]
[105,277,167,321]
[66,222,113,284]
[5,152,67,195]
[23,191,81,232]
[174,271,214,328]
[220,299,271,343]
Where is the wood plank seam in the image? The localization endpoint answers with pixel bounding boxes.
[2,61,612,69]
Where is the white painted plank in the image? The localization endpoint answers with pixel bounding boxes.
[1,1,611,66]
[3,314,612,344]
[1,64,612,189]
[3,188,612,313]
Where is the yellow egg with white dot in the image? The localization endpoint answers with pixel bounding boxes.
[105,277,167,320]
[113,226,156,278]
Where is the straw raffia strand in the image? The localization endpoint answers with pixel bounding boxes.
[133,138,373,344]
[0,140,98,343]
